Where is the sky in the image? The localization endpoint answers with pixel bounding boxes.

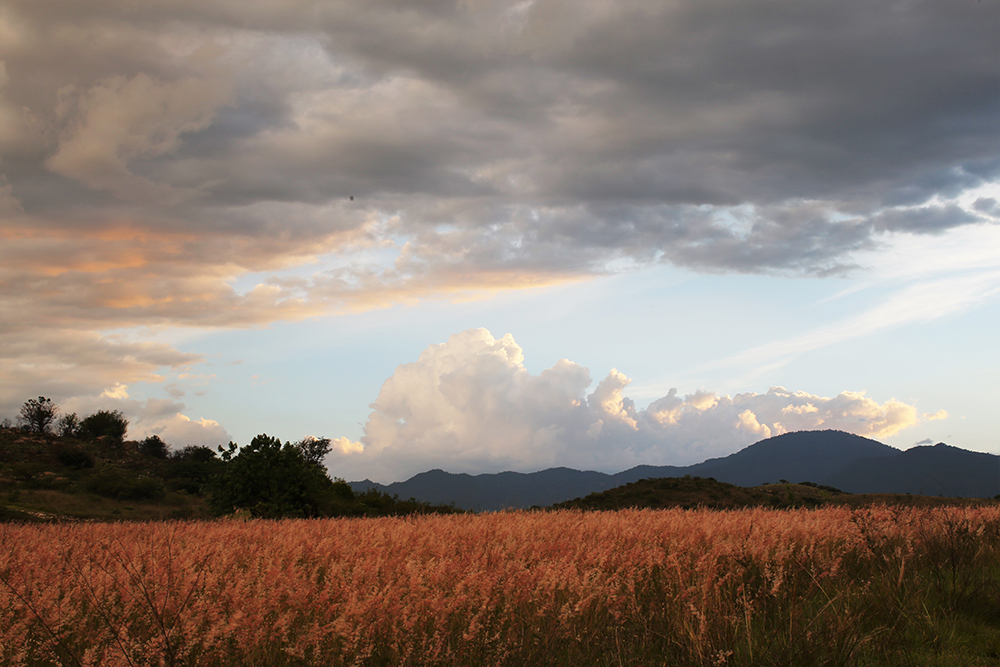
[1,0,998,483]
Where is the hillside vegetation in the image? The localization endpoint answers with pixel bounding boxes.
[553,475,999,512]
[0,407,459,522]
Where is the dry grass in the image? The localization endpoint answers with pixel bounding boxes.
[2,507,999,666]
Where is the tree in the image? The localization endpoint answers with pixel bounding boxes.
[79,410,129,442]
[19,397,58,434]
[58,413,80,437]
[165,446,223,495]
[296,436,333,468]
[138,435,169,459]
[208,434,343,518]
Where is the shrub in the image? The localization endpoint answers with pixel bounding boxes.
[57,413,80,438]
[138,435,168,459]
[83,468,165,501]
[78,410,129,442]
[169,445,218,463]
[164,446,223,495]
[55,445,95,470]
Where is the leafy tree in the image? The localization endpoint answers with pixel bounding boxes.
[138,435,169,459]
[19,397,58,434]
[296,436,333,468]
[209,434,342,518]
[165,446,223,495]
[170,445,218,463]
[57,412,80,437]
[79,410,129,442]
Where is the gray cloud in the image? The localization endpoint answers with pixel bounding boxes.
[872,204,984,235]
[1,0,997,411]
[974,197,1000,217]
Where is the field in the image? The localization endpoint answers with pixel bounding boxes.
[2,507,999,666]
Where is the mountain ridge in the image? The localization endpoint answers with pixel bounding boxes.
[350,430,999,510]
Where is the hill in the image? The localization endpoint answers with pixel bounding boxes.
[353,467,619,512]
[0,427,460,522]
[644,429,899,487]
[824,443,1000,497]
[553,476,996,511]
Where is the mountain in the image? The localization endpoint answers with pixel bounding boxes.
[349,430,998,510]
[352,467,619,512]
[823,443,1000,497]
[696,430,899,484]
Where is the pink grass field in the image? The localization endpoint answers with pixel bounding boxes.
[2,506,999,666]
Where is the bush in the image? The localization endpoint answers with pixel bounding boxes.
[165,446,223,495]
[83,468,165,501]
[79,410,129,442]
[170,445,218,463]
[138,435,169,459]
[55,445,95,470]
[58,413,80,438]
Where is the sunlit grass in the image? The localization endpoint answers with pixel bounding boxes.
[2,506,998,666]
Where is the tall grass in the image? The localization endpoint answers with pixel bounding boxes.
[2,506,998,666]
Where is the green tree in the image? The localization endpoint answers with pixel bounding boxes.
[296,436,333,468]
[165,446,223,495]
[19,397,58,434]
[209,434,343,518]
[79,410,129,442]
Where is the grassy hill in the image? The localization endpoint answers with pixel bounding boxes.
[0,427,459,522]
[0,427,218,522]
[552,475,999,511]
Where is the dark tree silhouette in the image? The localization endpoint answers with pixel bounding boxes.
[296,436,333,468]
[58,412,80,437]
[138,435,169,459]
[19,397,58,434]
[79,410,129,442]
[209,434,342,518]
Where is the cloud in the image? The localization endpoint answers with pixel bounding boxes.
[52,393,231,449]
[47,73,231,204]
[0,328,202,418]
[706,266,1000,380]
[334,329,933,482]
[872,205,983,235]
[135,412,230,449]
[973,197,1000,217]
[915,438,934,445]
[1,0,997,419]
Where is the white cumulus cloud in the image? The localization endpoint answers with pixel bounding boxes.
[334,329,934,482]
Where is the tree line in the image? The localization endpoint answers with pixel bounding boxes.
[2,397,459,520]
[12,396,130,441]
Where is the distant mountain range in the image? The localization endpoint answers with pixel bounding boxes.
[350,430,1000,511]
